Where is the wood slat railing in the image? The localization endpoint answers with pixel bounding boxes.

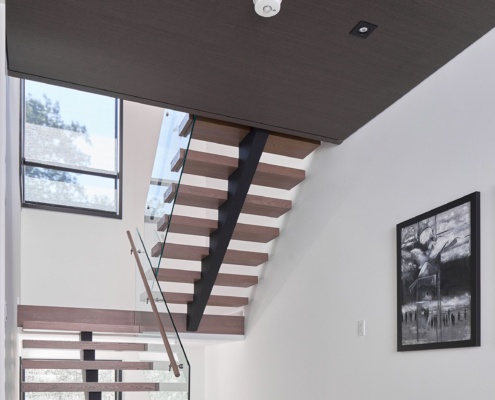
[23,340,147,351]
[18,305,245,335]
[23,321,141,334]
[21,382,159,393]
[22,359,153,370]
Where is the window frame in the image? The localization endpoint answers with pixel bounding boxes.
[20,362,124,400]
[20,80,124,219]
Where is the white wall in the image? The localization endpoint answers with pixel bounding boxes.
[184,345,206,400]
[0,5,7,395]
[5,79,21,400]
[20,101,163,310]
[204,28,495,400]
[2,3,22,398]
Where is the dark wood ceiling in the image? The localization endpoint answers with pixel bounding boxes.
[6,1,495,143]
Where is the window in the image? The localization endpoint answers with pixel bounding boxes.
[23,368,122,400]
[21,80,122,217]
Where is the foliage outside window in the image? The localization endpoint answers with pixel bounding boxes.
[23,369,121,400]
[21,80,122,217]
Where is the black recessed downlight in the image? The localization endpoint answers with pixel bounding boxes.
[350,21,378,39]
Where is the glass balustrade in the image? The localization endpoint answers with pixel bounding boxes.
[21,109,194,400]
[128,109,195,400]
[129,228,191,400]
[142,111,194,275]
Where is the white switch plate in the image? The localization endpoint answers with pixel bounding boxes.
[358,320,366,336]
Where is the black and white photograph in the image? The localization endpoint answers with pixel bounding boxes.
[397,192,480,351]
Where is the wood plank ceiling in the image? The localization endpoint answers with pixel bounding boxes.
[6,1,495,143]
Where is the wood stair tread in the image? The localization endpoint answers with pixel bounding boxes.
[153,268,258,288]
[172,149,305,190]
[162,292,248,307]
[164,184,226,208]
[242,193,291,218]
[182,116,320,159]
[164,184,291,218]
[22,340,147,351]
[22,359,153,370]
[157,214,279,243]
[171,148,237,178]
[145,312,243,335]
[151,242,268,267]
[265,132,320,160]
[22,321,141,334]
[180,116,247,147]
[157,214,217,235]
[21,382,160,393]
[254,161,305,190]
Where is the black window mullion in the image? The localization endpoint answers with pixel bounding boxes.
[117,100,123,217]
[23,159,119,180]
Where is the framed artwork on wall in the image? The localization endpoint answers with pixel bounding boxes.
[397,192,480,351]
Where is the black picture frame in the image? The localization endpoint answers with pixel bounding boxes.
[397,192,480,351]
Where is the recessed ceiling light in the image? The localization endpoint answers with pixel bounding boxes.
[350,21,378,39]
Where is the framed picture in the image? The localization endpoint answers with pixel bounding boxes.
[397,192,480,351]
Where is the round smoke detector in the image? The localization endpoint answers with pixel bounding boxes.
[253,0,282,17]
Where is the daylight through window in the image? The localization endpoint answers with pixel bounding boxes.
[21,80,122,217]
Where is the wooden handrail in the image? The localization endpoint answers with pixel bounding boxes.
[126,231,181,378]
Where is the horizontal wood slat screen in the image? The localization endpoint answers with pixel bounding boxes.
[18,305,244,335]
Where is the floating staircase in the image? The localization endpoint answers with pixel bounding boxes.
[144,115,320,332]
[18,113,320,399]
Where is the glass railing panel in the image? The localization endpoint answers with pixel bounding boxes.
[134,108,195,400]
[131,229,191,400]
[145,111,191,215]
[143,111,194,275]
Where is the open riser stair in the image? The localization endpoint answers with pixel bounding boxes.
[18,112,319,399]
[19,316,190,399]
[21,337,188,396]
[142,115,319,332]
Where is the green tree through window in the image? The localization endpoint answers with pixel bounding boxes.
[22,81,122,216]
[26,94,88,133]
[25,94,90,186]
